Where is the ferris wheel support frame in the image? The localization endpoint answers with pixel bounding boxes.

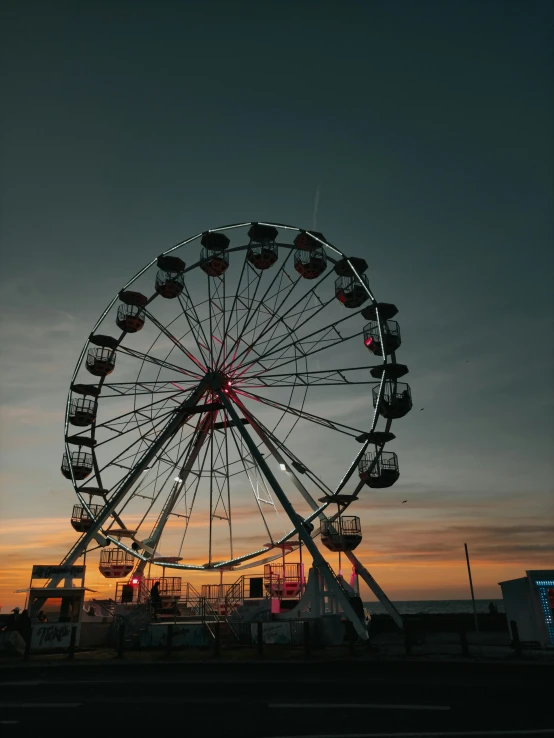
[345,550,403,629]
[44,381,209,592]
[49,222,407,634]
[232,394,321,514]
[217,386,369,641]
[133,410,215,577]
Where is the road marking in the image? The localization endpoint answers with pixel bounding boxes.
[0,703,82,709]
[0,721,20,725]
[0,682,42,687]
[264,730,554,738]
[269,703,451,711]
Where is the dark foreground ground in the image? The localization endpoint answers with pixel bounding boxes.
[0,660,552,737]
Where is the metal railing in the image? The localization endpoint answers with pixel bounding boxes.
[264,563,303,598]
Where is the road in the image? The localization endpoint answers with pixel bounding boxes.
[0,661,552,737]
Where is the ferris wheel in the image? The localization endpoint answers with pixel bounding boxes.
[59,222,411,631]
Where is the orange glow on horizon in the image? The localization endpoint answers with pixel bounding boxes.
[1,514,551,612]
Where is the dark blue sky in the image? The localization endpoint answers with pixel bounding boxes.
[1,1,552,604]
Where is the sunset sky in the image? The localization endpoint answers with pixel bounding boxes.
[1,1,553,612]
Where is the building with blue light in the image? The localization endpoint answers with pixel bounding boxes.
[499,570,554,649]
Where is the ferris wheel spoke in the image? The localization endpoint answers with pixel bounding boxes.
[224,415,233,558]
[215,248,250,367]
[116,345,202,379]
[143,308,208,373]
[208,273,215,369]
[119,412,211,552]
[177,287,213,368]
[227,294,303,376]
[208,416,215,564]
[131,421,193,510]
[223,307,303,380]
[247,307,362,371]
[236,311,365,378]
[228,265,336,371]
[226,417,279,546]
[235,389,365,438]
[226,264,265,361]
[70,392,184,445]
[271,356,309,443]
[116,450,177,529]
[92,388,204,487]
[233,391,337,497]
[99,380,197,397]
[231,392,326,511]
[248,289,361,368]
[135,412,214,571]
[243,293,333,368]
[206,413,234,560]
[91,411,180,484]
[239,365,380,388]
[176,428,217,556]
[93,406,178,449]
[130,421,199,478]
[208,271,227,367]
[223,251,296,371]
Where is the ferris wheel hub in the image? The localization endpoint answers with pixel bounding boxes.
[205,370,233,391]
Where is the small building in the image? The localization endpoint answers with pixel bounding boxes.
[499,569,554,649]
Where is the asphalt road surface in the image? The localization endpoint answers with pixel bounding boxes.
[0,661,552,737]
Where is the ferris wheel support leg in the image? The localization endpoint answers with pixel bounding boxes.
[231,395,321,514]
[133,412,214,577]
[44,384,208,594]
[218,389,369,641]
[345,550,404,630]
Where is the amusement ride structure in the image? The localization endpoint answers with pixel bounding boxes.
[31,222,412,642]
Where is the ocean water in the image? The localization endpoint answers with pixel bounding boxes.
[363,599,505,615]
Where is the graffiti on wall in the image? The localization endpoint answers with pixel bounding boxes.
[31,624,74,650]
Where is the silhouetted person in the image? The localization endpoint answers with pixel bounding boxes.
[38,610,48,623]
[18,609,32,647]
[150,581,162,615]
[488,602,498,615]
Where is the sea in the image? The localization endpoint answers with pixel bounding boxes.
[363,599,505,615]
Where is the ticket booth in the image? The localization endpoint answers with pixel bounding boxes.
[499,569,554,649]
[25,565,87,651]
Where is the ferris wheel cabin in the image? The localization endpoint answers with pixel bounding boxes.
[373,382,413,419]
[61,451,93,480]
[293,231,328,279]
[68,397,97,427]
[86,347,116,377]
[155,255,186,298]
[200,231,230,276]
[116,291,148,333]
[247,223,279,270]
[364,320,401,356]
[334,257,370,308]
[359,451,400,488]
[321,516,363,552]
[99,548,135,578]
[70,503,103,532]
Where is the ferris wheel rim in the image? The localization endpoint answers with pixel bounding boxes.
[64,222,396,573]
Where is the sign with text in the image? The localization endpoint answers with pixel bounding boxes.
[31,565,85,579]
[31,623,74,650]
